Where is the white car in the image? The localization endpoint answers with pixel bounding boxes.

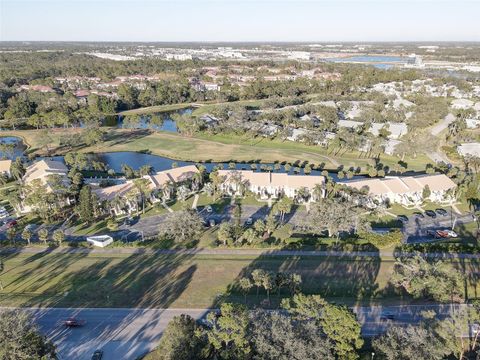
[205,205,213,213]
[445,230,458,238]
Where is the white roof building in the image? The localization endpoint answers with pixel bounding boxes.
[451,99,474,110]
[466,119,480,129]
[458,143,480,158]
[338,120,363,129]
[23,159,69,191]
[368,122,408,139]
[218,170,325,202]
[339,174,457,207]
[0,160,12,176]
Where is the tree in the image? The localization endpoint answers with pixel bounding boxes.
[21,228,32,245]
[10,158,25,181]
[204,303,250,360]
[133,178,152,214]
[158,210,204,243]
[217,222,234,246]
[282,294,363,360]
[38,228,49,245]
[238,277,253,304]
[372,324,450,360]
[390,255,464,303]
[144,314,205,360]
[121,164,135,179]
[299,198,368,238]
[52,229,65,245]
[250,310,334,360]
[0,309,56,360]
[262,271,275,302]
[273,197,292,224]
[77,186,95,223]
[422,184,431,200]
[251,269,266,297]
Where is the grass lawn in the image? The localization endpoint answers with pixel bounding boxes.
[1,128,431,172]
[387,204,420,216]
[72,220,109,236]
[2,251,480,308]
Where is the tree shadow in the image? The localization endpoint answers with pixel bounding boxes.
[214,250,382,309]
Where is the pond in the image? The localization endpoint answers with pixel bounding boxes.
[117,108,193,133]
[0,136,26,159]
[91,151,361,180]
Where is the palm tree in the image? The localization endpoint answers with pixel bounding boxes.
[238,277,253,304]
[109,195,126,216]
[10,158,25,181]
[133,178,152,214]
[139,165,153,176]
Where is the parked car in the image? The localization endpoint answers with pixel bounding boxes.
[24,223,38,231]
[413,212,424,219]
[445,229,458,238]
[380,311,395,321]
[425,210,437,218]
[397,215,409,223]
[245,217,253,226]
[206,205,213,213]
[209,219,216,227]
[91,350,103,360]
[6,220,17,229]
[436,208,448,216]
[64,318,86,327]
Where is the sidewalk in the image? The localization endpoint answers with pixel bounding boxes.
[2,245,480,259]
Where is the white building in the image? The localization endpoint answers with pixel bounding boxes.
[339,174,457,208]
[218,170,325,202]
[458,143,480,158]
[368,122,408,140]
[465,119,480,129]
[87,235,114,247]
[451,99,474,110]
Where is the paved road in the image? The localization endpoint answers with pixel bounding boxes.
[5,304,471,359]
[15,307,208,360]
[430,113,455,136]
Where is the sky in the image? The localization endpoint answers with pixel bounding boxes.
[1,0,479,42]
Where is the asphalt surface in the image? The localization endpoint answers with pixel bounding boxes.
[401,209,476,243]
[5,304,471,360]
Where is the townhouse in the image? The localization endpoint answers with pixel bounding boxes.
[338,174,457,208]
[217,170,325,202]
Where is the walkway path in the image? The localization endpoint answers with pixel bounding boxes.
[161,202,173,213]
[3,245,480,260]
[191,194,199,209]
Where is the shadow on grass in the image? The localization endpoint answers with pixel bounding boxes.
[214,250,384,309]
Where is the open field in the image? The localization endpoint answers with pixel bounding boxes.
[1,128,431,171]
[1,250,480,309]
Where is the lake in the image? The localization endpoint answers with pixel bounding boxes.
[117,108,193,133]
[0,136,26,159]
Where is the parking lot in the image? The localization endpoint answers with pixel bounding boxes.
[401,208,476,243]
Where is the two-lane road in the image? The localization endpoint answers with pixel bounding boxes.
[4,304,471,360]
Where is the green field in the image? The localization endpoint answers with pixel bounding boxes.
[1,250,480,309]
[0,251,392,308]
[2,128,431,171]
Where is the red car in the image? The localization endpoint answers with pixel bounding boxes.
[6,220,17,229]
[64,318,86,327]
